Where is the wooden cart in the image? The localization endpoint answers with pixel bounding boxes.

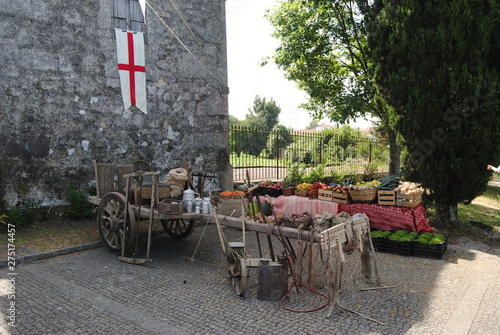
[89,161,384,301]
[88,162,323,295]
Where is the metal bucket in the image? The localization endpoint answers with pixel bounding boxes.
[257,256,288,301]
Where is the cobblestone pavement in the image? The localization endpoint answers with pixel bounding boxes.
[1,222,499,335]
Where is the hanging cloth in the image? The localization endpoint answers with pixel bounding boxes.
[115,28,147,114]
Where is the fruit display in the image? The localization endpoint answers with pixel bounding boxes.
[326,184,349,194]
[308,182,326,195]
[267,181,285,189]
[220,191,233,199]
[232,190,246,198]
[296,183,312,191]
[395,181,424,195]
[350,180,380,190]
[220,190,247,199]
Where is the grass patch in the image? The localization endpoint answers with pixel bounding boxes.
[426,183,500,244]
[12,219,100,253]
[458,185,500,227]
[0,214,166,258]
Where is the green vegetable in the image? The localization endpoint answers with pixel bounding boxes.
[428,238,443,244]
[417,237,430,244]
[434,234,446,241]
[388,234,401,241]
[378,175,400,190]
[247,202,260,216]
[420,232,433,239]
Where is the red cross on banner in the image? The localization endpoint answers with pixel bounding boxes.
[115,29,147,114]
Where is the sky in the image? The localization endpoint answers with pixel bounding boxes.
[225,0,374,130]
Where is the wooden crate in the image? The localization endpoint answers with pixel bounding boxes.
[396,192,423,208]
[318,189,333,202]
[332,192,351,204]
[135,183,171,203]
[378,190,396,206]
[158,199,184,214]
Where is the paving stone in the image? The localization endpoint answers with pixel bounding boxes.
[1,224,499,334]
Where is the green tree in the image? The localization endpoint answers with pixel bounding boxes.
[266,0,401,176]
[241,95,281,130]
[264,124,294,158]
[229,115,241,126]
[231,95,282,156]
[371,0,500,227]
[283,124,364,165]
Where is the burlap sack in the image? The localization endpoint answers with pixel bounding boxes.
[165,167,188,198]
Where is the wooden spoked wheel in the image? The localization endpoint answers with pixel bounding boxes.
[97,192,137,254]
[233,258,248,296]
[161,218,196,240]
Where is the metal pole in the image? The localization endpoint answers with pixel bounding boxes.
[275,130,279,180]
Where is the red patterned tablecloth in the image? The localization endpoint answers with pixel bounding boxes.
[339,203,431,232]
[258,196,432,232]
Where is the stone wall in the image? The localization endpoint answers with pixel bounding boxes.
[0,0,232,207]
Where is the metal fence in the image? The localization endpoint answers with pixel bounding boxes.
[230,126,389,182]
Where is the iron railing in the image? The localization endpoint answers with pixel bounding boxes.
[230,126,389,182]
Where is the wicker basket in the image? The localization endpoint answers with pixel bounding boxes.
[281,187,296,196]
[349,187,378,203]
[294,189,308,197]
[278,213,311,229]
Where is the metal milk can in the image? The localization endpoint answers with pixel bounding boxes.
[194,196,203,214]
[201,197,211,214]
[182,188,198,202]
[185,200,194,213]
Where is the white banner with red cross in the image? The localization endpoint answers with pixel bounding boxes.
[115,28,147,114]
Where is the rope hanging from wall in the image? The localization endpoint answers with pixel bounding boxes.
[145,0,228,86]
